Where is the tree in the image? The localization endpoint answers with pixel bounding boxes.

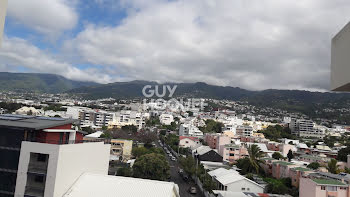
[117,167,132,177]
[327,159,340,174]
[287,150,294,162]
[132,147,151,158]
[100,131,112,139]
[237,144,265,174]
[179,156,196,176]
[337,146,350,162]
[272,152,284,160]
[133,153,170,181]
[307,162,320,170]
[265,178,288,194]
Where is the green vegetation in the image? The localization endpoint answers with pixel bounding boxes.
[327,159,340,174]
[0,102,22,112]
[132,147,164,158]
[264,177,294,195]
[146,117,161,126]
[132,153,170,181]
[121,125,138,133]
[307,162,320,170]
[236,144,265,174]
[287,150,294,162]
[179,155,197,176]
[0,72,97,93]
[199,119,224,133]
[161,121,177,131]
[272,152,284,160]
[337,146,350,162]
[257,125,297,141]
[43,104,66,111]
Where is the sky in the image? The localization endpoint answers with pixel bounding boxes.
[0,0,350,91]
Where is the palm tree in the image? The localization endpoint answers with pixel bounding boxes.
[240,144,265,174]
[327,159,340,174]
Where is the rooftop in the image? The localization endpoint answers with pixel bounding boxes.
[273,161,293,166]
[0,114,77,130]
[292,167,311,172]
[63,173,179,197]
[312,179,346,186]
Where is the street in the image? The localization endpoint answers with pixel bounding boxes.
[155,140,203,197]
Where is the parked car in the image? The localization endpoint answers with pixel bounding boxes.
[171,156,176,161]
[189,187,197,194]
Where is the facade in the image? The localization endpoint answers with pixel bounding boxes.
[290,167,313,188]
[289,119,324,138]
[0,0,7,47]
[159,114,174,125]
[110,139,133,161]
[331,22,350,91]
[299,178,349,197]
[179,136,200,149]
[209,168,264,193]
[271,161,297,179]
[0,114,84,196]
[221,144,248,163]
[79,110,113,128]
[236,125,253,137]
[15,142,110,197]
[108,110,148,130]
[179,123,203,137]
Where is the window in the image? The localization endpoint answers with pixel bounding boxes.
[35,175,44,183]
[327,186,337,191]
[241,188,245,191]
[340,187,346,190]
[321,186,326,190]
[247,188,250,191]
[37,154,47,162]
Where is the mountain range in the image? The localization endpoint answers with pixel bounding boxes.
[0,72,97,93]
[2,72,350,119]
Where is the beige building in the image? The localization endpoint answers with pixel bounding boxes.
[0,0,7,47]
[110,139,133,161]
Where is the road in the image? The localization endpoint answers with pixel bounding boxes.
[156,140,203,197]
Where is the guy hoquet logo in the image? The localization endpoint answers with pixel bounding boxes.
[142,85,207,111]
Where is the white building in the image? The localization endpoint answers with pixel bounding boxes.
[236,125,253,137]
[179,136,201,149]
[15,142,111,197]
[63,173,180,197]
[15,106,43,116]
[208,168,264,193]
[179,123,203,137]
[109,110,149,129]
[159,113,174,125]
[331,22,350,91]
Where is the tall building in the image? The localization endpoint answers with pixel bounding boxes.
[79,110,113,128]
[0,114,95,196]
[0,0,7,47]
[331,22,350,91]
[290,119,313,135]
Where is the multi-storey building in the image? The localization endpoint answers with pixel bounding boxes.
[236,125,253,137]
[0,114,97,196]
[179,123,203,137]
[79,110,113,128]
[108,110,148,130]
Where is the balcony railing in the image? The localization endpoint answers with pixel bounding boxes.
[25,138,110,145]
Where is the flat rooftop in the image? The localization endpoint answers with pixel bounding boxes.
[0,114,77,130]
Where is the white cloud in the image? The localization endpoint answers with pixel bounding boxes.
[7,0,78,36]
[0,36,111,83]
[62,0,350,91]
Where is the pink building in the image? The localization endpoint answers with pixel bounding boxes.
[300,178,349,197]
[205,133,219,149]
[221,144,248,163]
[272,161,297,179]
[266,142,280,151]
[216,135,231,154]
[289,167,313,188]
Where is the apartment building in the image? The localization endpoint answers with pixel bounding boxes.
[108,110,148,129]
[221,144,248,163]
[289,119,325,138]
[0,114,96,196]
[299,178,349,197]
[110,139,133,161]
[79,110,113,128]
[179,123,203,137]
[159,113,174,125]
[236,125,253,137]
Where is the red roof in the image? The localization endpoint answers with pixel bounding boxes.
[179,136,199,141]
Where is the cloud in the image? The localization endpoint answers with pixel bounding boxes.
[62,0,350,91]
[7,0,78,36]
[0,36,111,83]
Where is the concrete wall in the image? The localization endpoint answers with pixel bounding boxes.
[15,141,110,197]
[0,0,7,47]
[331,22,350,91]
[226,179,264,193]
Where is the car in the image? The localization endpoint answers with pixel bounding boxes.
[171,156,176,161]
[189,186,197,194]
[178,169,184,174]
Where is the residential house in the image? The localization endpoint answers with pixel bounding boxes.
[179,136,201,149]
[110,139,133,162]
[193,146,223,162]
[299,178,349,197]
